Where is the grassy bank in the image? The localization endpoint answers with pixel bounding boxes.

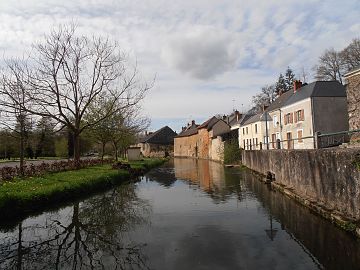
[0,158,166,220]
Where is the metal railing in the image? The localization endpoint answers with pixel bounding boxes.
[242,129,360,150]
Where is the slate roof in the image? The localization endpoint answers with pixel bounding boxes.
[140,126,177,145]
[176,124,199,137]
[197,116,219,130]
[241,112,269,126]
[265,90,293,112]
[282,81,346,107]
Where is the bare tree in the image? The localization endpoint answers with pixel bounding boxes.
[340,38,360,72]
[2,24,152,166]
[0,61,33,175]
[314,48,344,84]
[252,84,277,113]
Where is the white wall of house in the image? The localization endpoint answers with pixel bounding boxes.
[280,98,315,149]
[239,120,267,150]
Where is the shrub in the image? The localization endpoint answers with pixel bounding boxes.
[224,139,242,164]
[0,158,114,182]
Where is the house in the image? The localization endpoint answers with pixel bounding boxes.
[174,117,231,161]
[138,126,177,157]
[278,80,348,149]
[344,67,360,142]
[239,112,269,150]
[243,80,348,150]
[174,121,199,157]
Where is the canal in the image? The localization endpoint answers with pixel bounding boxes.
[0,159,359,269]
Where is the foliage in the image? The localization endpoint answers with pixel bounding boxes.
[224,139,242,164]
[0,158,114,181]
[251,84,277,113]
[54,137,68,158]
[0,159,166,219]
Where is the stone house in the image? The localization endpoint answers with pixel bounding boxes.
[174,121,199,157]
[138,126,177,157]
[344,67,360,142]
[174,117,231,161]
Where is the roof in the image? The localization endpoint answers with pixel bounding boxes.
[197,116,219,130]
[265,90,293,112]
[176,124,199,138]
[282,81,346,107]
[140,126,177,144]
[241,113,269,126]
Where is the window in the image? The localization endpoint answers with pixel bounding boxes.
[255,124,258,134]
[255,138,258,146]
[243,140,245,149]
[273,115,278,127]
[297,129,303,143]
[246,127,248,134]
[284,113,293,125]
[243,128,245,135]
[295,109,304,122]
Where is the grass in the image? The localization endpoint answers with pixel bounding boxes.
[0,158,166,220]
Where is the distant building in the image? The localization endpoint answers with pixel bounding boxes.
[174,117,231,162]
[138,126,177,157]
[344,67,360,142]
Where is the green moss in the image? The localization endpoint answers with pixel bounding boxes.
[0,159,166,219]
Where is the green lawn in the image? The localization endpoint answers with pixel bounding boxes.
[0,159,166,219]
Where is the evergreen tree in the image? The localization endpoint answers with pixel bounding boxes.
[275,73,286,94]
[284,67,295,92]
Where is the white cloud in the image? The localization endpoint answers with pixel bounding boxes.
[0,0,358,130]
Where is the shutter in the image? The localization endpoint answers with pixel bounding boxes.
[290,112,293,123]
[294,111,298,123]
[301,109,305,121]
[284,115,287,125]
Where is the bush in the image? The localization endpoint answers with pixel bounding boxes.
[0,158,114,182]
[224,139,241,164]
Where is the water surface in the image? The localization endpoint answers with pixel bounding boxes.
[0,159,359,269]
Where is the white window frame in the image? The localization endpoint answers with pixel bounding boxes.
[273,115,278,127]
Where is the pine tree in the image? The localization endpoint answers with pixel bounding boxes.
[275,73,287,94]
[284,67,295,92]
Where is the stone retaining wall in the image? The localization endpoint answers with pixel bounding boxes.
[242,149,360,220]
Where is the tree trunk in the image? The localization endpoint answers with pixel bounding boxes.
[101,142,105,161]
[113,142,118,161]
[19,117,25,177]
[73,132,81,168]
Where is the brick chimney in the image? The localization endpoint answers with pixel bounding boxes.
[262,104,269,112]
[191,120,195,126]
[235,110,242,121]
[293,80,302,93]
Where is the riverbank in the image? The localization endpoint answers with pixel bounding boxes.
[0,158,166,220]
[241,149,360,237]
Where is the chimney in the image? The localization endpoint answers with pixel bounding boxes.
[235,110,242,121]
[191,120,195,126]
[182,126,186,131]
[293,80,302,93]
[278,89,283,96]
[222,115,227,121]
[262,104,269,112]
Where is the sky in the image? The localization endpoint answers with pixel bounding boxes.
[0,0,359,132]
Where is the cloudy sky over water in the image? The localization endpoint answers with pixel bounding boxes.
[0,0,359,131]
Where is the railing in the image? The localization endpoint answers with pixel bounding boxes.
[242,129,360,150]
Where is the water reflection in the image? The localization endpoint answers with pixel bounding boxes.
[0,184,151,270]
[1,159,360,270]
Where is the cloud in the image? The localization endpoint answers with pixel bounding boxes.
[0,0,359,131]
[162,27,237,79]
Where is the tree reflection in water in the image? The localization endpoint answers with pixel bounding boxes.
[0,183,151,270]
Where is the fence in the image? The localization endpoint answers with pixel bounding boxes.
[243,129,360,150]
